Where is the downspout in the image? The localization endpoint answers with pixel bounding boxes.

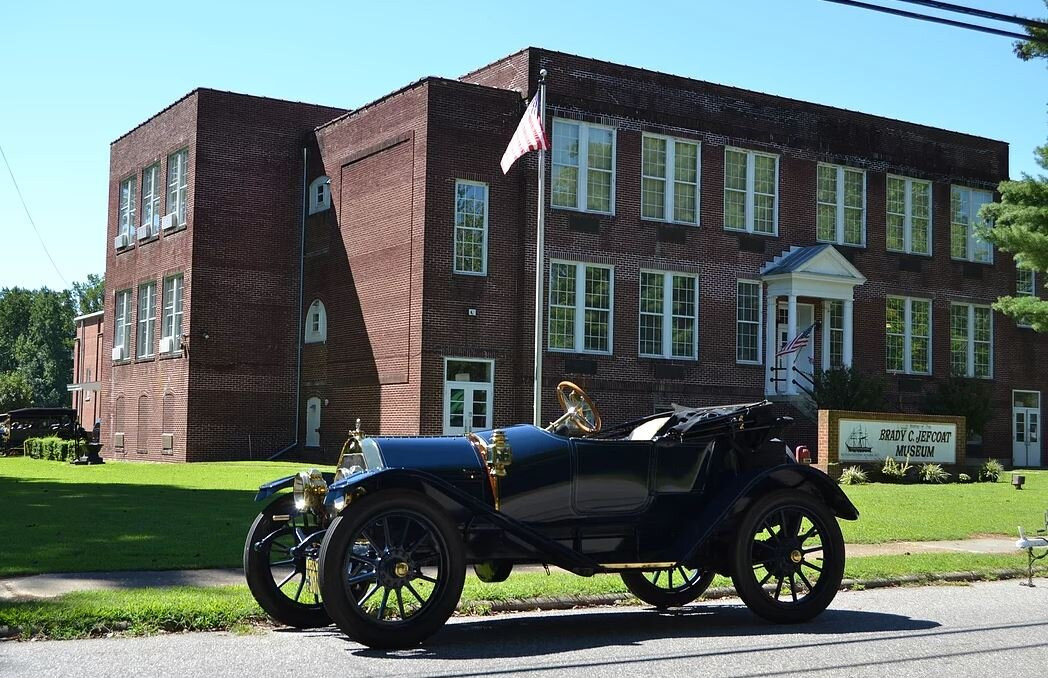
[268,144,307,461]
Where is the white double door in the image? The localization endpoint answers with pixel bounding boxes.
[1013,391,1041,468]
[443,358,493,435]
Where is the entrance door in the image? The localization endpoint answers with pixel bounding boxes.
[1013,390,1041,467]
[775,303,814,394]
[443,358,494,435]
[306,397,321,448]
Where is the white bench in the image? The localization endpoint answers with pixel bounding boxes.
[1016,510,1048,587]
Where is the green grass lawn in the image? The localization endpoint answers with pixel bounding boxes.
[1,457,1045,577]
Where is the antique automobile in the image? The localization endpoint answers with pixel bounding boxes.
[244,381,858,649]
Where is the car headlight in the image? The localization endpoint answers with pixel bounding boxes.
[293,469,327,511]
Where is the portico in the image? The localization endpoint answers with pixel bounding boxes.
[760,245,866,396]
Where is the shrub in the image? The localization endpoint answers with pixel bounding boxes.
[23,436,85,462]
[813,367,888,412]
[881,455,913,483]
[957,473,972,483]
[923,377,993,440]
[838,465,869,485]
[918,463,950,484]
[979,459,1005,483]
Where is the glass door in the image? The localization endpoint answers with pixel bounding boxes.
[443,358,494,435]
[1013,390,1041,467]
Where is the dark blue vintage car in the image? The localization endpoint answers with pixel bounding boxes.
[244,381,858,649]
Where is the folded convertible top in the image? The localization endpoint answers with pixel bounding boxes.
[655,400,781,442]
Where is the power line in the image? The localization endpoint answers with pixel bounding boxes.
[820,0,1038,41]
[894,0,1048,31]
[0,142,68,286]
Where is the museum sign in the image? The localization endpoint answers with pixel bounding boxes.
[837,418,958,464]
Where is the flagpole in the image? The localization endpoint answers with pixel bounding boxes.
[532,69,548,427]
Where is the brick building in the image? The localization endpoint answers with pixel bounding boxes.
[70,311,103,430]
[98,47,1046,467]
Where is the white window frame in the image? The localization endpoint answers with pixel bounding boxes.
[551,119,617,215]
[950,303,994,379]
[114,290,132,358]
[640,134,700,225]
[452,179,489,276]
[117,176,136,244]
[1017,268,1036,329]
[161,274,184,352]
[308,176,330,215]
[639,270,699,359]
[305,299,327,343]
[167,148,189,228]
[723,148,779,236]
[141,164,162,235]
[442,357,495,434]
[547,260,614,355]
[736,279,763,364]
[950,185,994,264]
[136,281,157,359]
[885,296,932,375]
[816,163,866,247]
[886,175,933,256]
[827,300,845,369]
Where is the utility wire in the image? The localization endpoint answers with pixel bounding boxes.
[894,0,1048,31]
[0,142,68,286]
[820,0,1038,41]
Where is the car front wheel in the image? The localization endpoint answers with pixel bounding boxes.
[730,489,845,624]
[621,567,715,608]
[318,490,466,649]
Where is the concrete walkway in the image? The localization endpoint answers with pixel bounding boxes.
[0,537,1022,602]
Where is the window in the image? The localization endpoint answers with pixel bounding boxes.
[141,163,161,236]
[136,281,157,358]
[639,271,699,359]
[113,290,132,360]
[736,280,762,363]
[885,296,931,374]
[724,148,778,235]
[950,303,993,378]
[453,180,488,275]
[117,176,136,246]
[551,120,615,214]
[886,176,932,255]
[548,261,613,354]
[308,176,330,214]
[641,135,700,224]
[161,274,184,352]
[950,186,993,263]
[167,148,188,227]
[816,164,865,246]
[1017,268,1036,328]
[305,299,327,343]
[827,300,844,368]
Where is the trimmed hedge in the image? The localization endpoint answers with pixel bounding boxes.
[23,437,86,462]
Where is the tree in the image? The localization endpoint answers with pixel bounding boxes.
[923,377,993,441]
[71,274,104,316]
[0,287,33,373]
[1014,0,1048,62]
[812,367,887,412]
[0,371,33,413]
[13,288,75,407]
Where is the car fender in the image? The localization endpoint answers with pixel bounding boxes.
[254,472,336,502]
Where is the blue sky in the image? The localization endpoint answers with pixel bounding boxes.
[1,0,1045,291]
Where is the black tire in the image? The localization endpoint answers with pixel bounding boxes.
[730,490,845,624]
[318,490,466,649]
[621,567,715,608]
[243,494,330,629]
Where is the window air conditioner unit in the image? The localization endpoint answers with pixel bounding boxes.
[111,345,126,361]
[161,213,178,231]
[138,218,156,240]
[162,433,174,451]
[113,233,129,249]
[114,432,125,449]
[159,337,174,354]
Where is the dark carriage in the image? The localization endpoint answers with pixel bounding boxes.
[244,381,858,649]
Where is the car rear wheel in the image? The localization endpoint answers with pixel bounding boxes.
[621,566,715,608]
[243,494,331,628]
[730,490,845,624]
[318,490,466,649]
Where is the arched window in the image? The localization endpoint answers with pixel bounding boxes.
[305,299,327,343]
[308,176,330,214]
[114,396,126,453]
[137,394,149,454]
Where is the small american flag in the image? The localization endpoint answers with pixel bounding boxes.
[500,92,548,174]
[776,322,816,358]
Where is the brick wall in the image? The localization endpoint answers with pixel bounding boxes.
[72,313,104,430]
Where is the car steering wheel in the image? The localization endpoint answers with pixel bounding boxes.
[555,381,602,434]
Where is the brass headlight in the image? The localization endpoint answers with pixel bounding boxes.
[293,469,327,511]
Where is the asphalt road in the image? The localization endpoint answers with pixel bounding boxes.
[2,580,1047,677]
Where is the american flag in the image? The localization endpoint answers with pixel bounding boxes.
[500,92,548,174]
[776,322,816,358]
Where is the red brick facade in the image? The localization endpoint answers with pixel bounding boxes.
[71,312,103,430]
[97,48,1046,467]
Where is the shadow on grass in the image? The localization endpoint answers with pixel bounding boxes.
[0,475,263,576]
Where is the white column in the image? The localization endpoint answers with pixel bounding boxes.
[765,295,777,395]
[843,298,854,368]
[821,299,831,372]
[786,295,798,394]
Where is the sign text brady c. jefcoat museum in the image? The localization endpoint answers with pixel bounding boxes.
[838,418,957,464]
